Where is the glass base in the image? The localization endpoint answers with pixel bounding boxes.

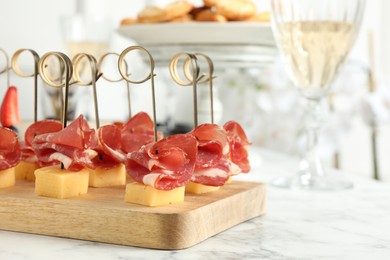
[271,172,353,191]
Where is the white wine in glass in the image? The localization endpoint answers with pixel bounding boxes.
[270,0,365,190]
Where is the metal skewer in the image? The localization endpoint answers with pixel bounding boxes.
[11,49,40,123]
[118,46,157,142]
[192,53,216,124]
[38,52,73,170]
[73,53,102,129]
[38,52,73,128]
[99,52,132,119]
[169,52,206,128]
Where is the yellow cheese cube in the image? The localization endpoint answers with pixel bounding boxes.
[15,161,40,181]
[0,167,16,188]
[125,182,185,207]
[225,176,233,184]
[185,181,220,194]
[35,165,89,199]
[126,174,134,182]
[89,164,126,187]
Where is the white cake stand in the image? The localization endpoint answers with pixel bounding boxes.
[116,22,277,130]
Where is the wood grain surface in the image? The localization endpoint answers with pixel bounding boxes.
[0,181,266,249]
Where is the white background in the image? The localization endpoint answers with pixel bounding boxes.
[0,0,386,119]
[1,0,390,181]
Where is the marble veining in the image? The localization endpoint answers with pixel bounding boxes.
[1,148,390,259]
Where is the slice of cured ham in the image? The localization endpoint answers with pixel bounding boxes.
[223,121,251,173]
[121,112,157,153]
[98,124,125,163]
[0,126,21,170]
[33,115,97,150]
[19,141,38,163]
[20,120,63,165]
[32,115,98,171]
[91,125,122,170]
[125,134,197,190]
[190,123,228,165]
[98,112,161,163]
[24,120,63,146]
[189,124,232,186]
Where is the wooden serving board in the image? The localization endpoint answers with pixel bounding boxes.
[0,181,266,250]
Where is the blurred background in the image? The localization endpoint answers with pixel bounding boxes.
[1,0,390,182]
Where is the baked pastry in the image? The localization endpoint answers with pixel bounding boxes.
[170,14,194,23]
[119,0,267,25]
[216,0,256,21]
[137,6,170,23]
[203,0,220,8]
[195,9,227,22]
[165,0,194,20]
[120,17,138,26]
[189,6,209,17]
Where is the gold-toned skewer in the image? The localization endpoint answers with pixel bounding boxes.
[169,52,205,128]
[40,54,67,120]
[118,46,157,142]
[192,53,216,124]
[73,53,102,129]
[99,52,132,118]
[38,52,73,170]
[11,49,40,123]
[0,48,11,88]
[38,52,73,128]
[58,61,65,121]
[38,52,73,169]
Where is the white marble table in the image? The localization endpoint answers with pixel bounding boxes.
[1,148,390,260]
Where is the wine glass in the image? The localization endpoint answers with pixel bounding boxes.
[270,0,366,190]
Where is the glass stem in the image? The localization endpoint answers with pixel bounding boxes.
[299,98,324,178]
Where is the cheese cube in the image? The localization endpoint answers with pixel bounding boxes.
[125,182,185,207]
[15,161,40,181]
[185,181,220,194]
[35,165,89,199]
[89,164,126,187]
[126,174,133,182]
[0,167,16,188]
[225,177,233,184]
